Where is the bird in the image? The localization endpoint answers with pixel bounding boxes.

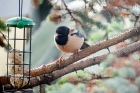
[54,26,89,63]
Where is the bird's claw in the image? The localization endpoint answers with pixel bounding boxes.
[73,50,79,59]
[55,57,63,67]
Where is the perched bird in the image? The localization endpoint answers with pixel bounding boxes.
[54,26,89,62]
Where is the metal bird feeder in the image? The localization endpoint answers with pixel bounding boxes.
[3,0,35,93]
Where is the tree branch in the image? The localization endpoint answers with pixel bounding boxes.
[52,40,140,80]
[3,39,140,90]
[25,26,140,77]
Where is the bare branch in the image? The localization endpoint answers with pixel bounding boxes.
[25,26,140,77]
[52,41,140,80]
[3,38,140,90]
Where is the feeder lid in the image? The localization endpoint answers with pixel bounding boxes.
[5,17,35,28]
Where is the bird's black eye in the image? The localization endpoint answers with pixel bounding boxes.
[60,31,63,34]
[71,33,74,36]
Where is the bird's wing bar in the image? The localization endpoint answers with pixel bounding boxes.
[71,31,87,41]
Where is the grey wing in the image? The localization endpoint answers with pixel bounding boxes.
[77,31,90,49]
[71,31,87,41]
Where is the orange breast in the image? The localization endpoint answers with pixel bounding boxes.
[54,34,84,53]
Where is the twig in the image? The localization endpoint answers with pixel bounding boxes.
[50,0,60,6]
[104,32,110,53]
[91,74,110,79]
[39,85,42,93]
[83,0,87,10]
[61,0,84,27]
[0,31,7,40]
[132,13,140,27]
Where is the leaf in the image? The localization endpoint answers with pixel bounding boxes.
[77,11,106,36]
[117,67,136,79]
[135,76,140,88]
[46,83,86,93]
[76,70,91,79]
[93,86,107,93]
[0,18,7,31]
[103,77,130,90]
[100,54,116,69]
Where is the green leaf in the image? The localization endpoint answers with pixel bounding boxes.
[88,31,106,43]
[46,83,86,93]
[46,84,60,91]
[76,11,106,36]
[57,77,69,85]
[100,54,116,69]
[104,77,130,90]
[93,86,107,93]
[116,84,138,93]
[0,18,7,31]
[117,67,136,79]
[76,70,91,79]
[135,76,140,88]
[116,85,129,93]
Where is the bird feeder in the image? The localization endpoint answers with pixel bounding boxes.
[3,17,35,92]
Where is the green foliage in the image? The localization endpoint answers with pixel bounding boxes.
[104,77,130,90]
[100,54,116,69]
[57,76,69,85]
[39,0,43,4]
[46,84,60,91]
[0,18,7,31]
[88,17,126,44]
[88,31,106,44]
[106,18,125,38]
[93,86,107,93]
[77,11,106,36]
[124,61,133,67]
[117,67,136,79]
[106,18,124,32]
[103,77,138,93]
[135,76,140,88]
[116,84,138,93]
[46,83,86,93]
[56,70,91,85]
[76,70,91,79]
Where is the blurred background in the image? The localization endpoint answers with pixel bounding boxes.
[0,0,79,92]
[0,0,140,93]
[0,0,109,75]
[0,0,64,75]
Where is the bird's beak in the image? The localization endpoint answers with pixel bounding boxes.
[55,33,58,37]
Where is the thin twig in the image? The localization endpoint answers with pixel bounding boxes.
[0,31,7,41]
[61,0,84,27]
[91,74,110,79]
[83,0,87,10]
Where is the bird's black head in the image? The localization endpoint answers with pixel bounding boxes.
[56,26,69,36]
[55,26,69,45]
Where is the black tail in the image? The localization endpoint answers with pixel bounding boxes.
[80,42,90,50]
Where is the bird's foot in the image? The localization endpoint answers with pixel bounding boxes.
[73,50,79,59]
[55,56,63,67]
